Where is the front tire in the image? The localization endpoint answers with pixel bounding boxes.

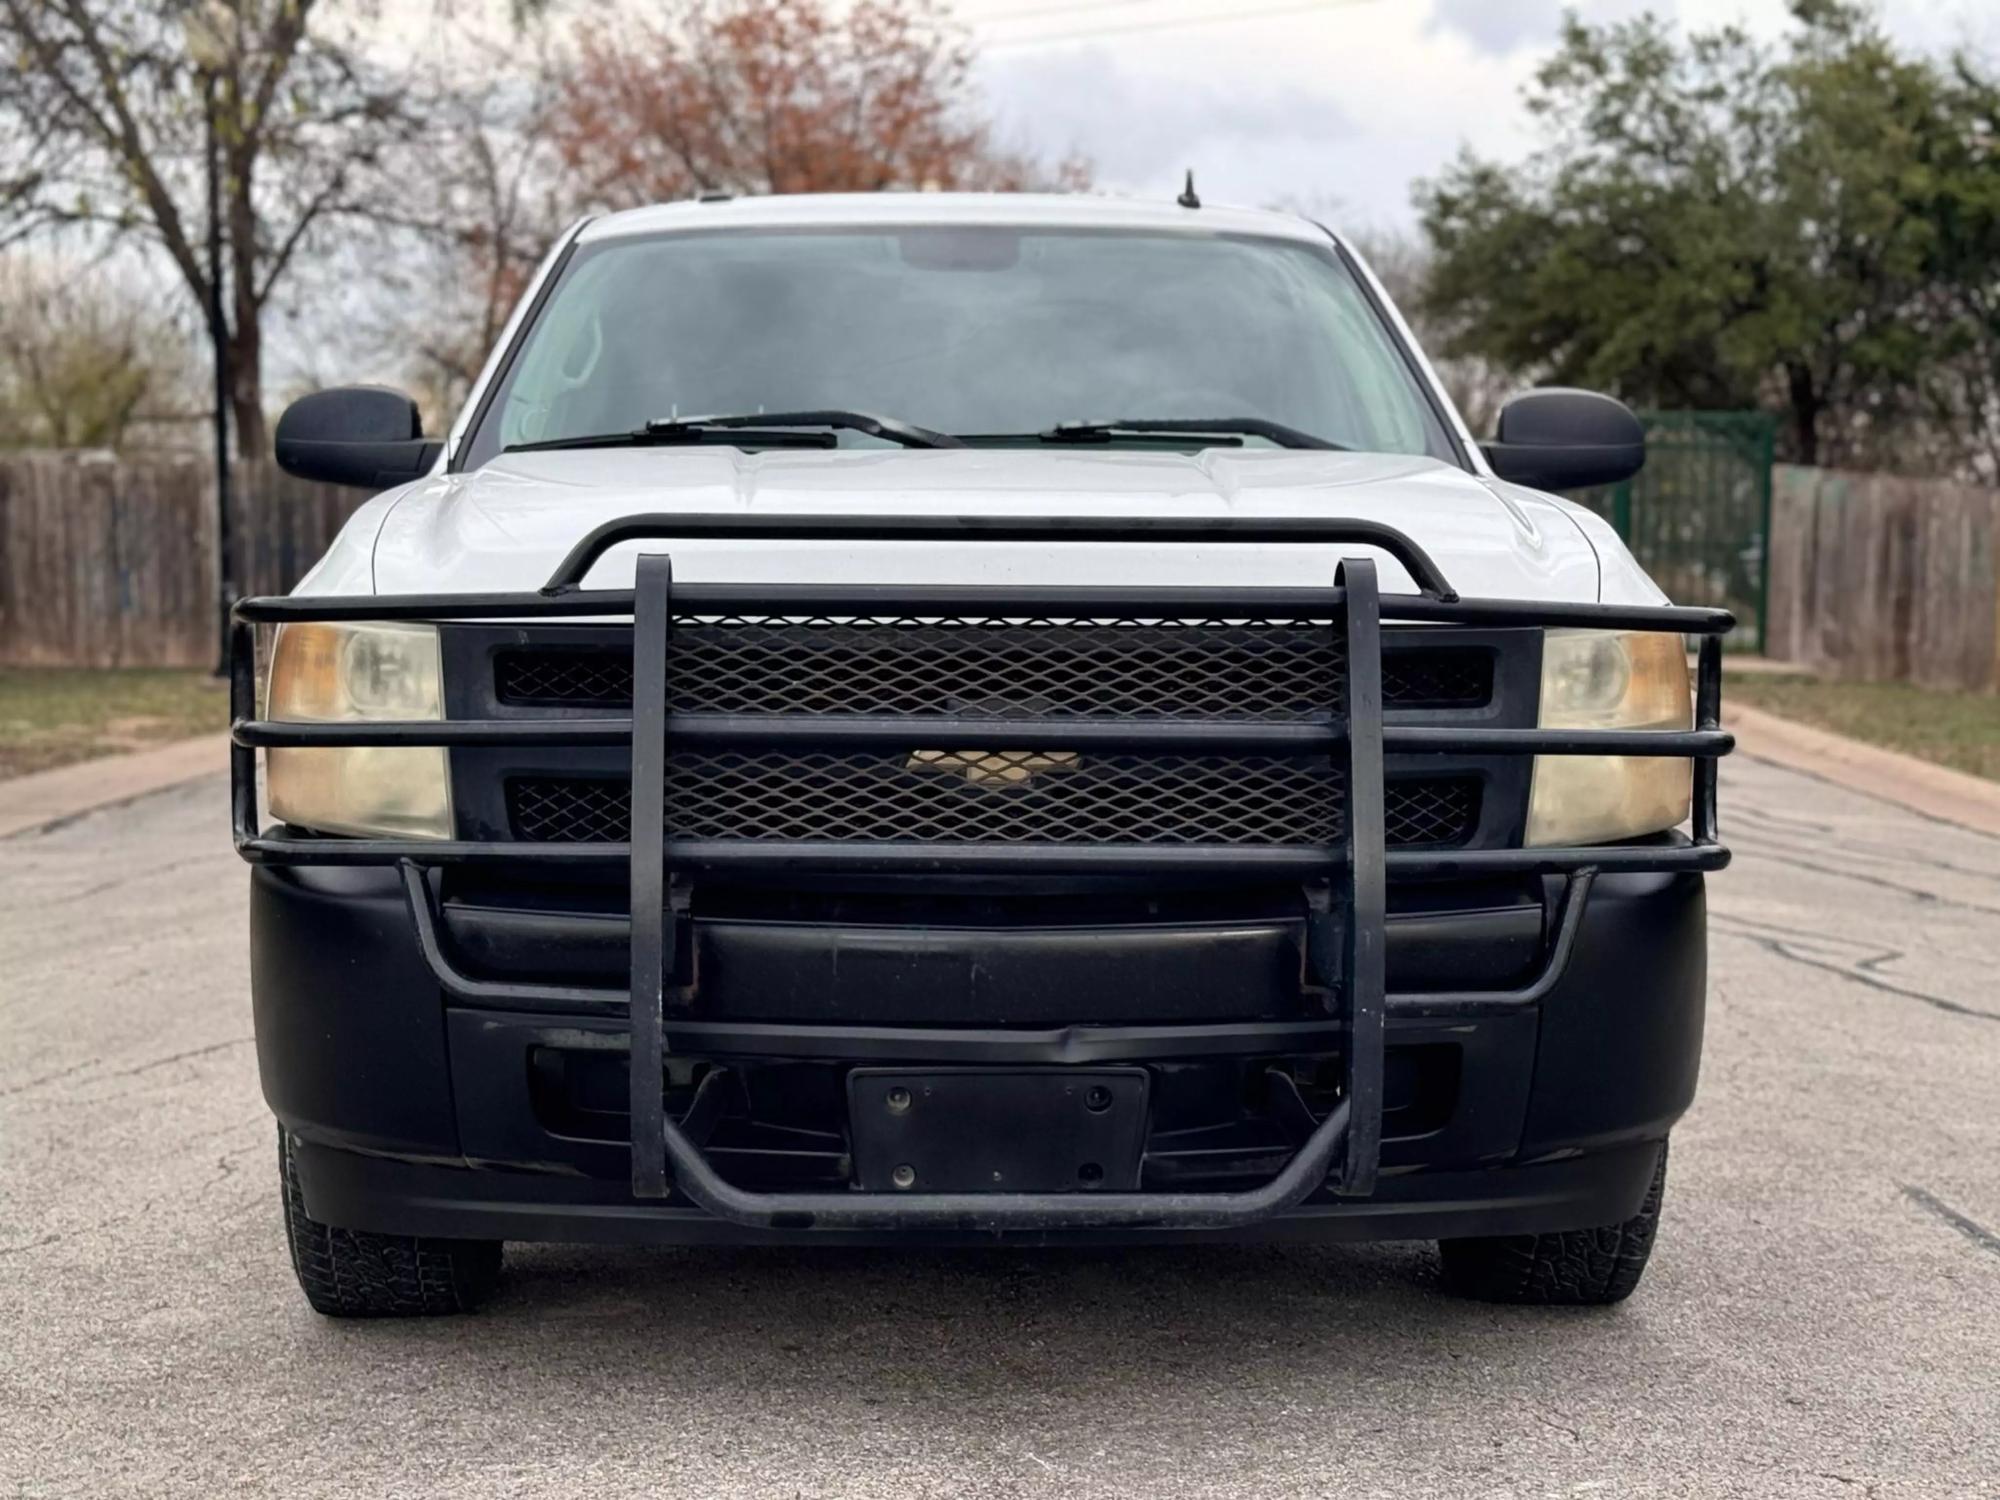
[278,1128,502,1317]
[1437,1143,1669,1305]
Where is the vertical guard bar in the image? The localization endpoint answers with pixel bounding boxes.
[1693,633,1722,845]
[628,554,674,1198]
[1335,559,1386,1197]
[229,617,260,847]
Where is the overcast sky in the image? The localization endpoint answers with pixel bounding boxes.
[958,0,2000,233]
[289,0,2000,393]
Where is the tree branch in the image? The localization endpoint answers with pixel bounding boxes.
[28,0,212,310]
[254,166,348,306]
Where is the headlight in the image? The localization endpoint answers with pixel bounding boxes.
[1525,629,1691,846]
[265,621,452,840]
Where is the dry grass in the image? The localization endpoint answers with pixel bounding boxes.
[0,668,228,779]
[1728,673,2000,782]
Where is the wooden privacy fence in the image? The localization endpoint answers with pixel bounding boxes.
[0,451,370,668]
[1765,465,2000,690]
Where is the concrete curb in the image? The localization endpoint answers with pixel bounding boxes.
[0,733,232,840]
[1725,703,2000,838]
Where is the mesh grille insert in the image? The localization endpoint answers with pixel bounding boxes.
[1384,776,1481,848]
[1381,648,1492,708]
[513,752,1342,847]
[496,616,1347,720]
[492,619,1491,854]
[507,769,1479,849]
[495,649,631,708]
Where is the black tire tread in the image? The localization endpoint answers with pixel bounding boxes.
[278,1128,501,1317]
[1437,1144,1668,1306]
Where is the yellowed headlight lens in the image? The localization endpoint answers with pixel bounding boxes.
[1525,629,1691,847]
[264,622,451,840]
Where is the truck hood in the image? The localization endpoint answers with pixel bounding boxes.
[361,447,1604,602]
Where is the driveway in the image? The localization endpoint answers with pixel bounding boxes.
[1,755,1995,1498]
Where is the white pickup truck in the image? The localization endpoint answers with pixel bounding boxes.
[234,192,1731,1316]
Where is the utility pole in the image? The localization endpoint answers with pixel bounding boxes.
[186,7,235,677]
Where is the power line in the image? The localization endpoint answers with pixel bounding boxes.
[970,0,1181,27]
[976,0,1176,27]
[982,0,1384,50]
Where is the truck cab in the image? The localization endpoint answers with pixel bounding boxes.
[237,193,1730,1315]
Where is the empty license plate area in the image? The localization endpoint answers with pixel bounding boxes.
[846,1068,1150,1193]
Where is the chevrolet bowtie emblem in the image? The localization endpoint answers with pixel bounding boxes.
[907,749,1082,787]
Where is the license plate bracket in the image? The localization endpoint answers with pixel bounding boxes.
[847,1068,1149,1193]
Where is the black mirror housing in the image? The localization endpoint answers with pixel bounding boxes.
[1481,388,1645,491]
[275,386,442,489]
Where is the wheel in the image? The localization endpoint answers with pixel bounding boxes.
[1437,1143,1669,1306]
[277,1127,502,1317]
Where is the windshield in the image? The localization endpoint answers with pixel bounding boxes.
[461,226,1458,467]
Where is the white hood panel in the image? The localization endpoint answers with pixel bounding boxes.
[357,447,1605,604]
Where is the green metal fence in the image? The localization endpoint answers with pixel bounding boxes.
[1568,411,1778,651]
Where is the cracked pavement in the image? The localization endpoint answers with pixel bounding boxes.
[1,757,1996,1498]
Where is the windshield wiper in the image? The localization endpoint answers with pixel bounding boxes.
[1033,418,1347,451]
[506,409,964,455]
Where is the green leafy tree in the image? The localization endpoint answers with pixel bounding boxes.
[1417,2,2000,472]
[1912,58,2000,479]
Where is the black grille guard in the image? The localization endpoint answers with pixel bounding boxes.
[229,513,1733,1232]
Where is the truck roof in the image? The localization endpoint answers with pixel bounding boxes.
[574,192,1337,247]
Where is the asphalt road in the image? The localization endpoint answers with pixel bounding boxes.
[2,754,1996,1499]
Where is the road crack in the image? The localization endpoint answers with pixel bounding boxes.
[13,853,225,911]
[0,1204,149,1258]
[1725,837,2000,920]
[1711,915,2000,1023]
[1,1037,254,1104]
[0,1058,99,1099]
[1901,1184,2000,1260]
[102,1036,254,1081]
[1733,752,2000,848]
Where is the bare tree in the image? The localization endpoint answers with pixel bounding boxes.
[0,0,423,455]
[0,109,80,252]
[0,253,205,448]
[372,0,1087,422]
[365,37,569,424]
[1345,227,1518,439]
[548,0,1088,205]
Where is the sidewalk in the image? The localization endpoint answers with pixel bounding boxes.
[1723,703,2000,838]
[0,733,231,839]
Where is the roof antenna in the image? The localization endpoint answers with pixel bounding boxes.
[1177,169,1201,210]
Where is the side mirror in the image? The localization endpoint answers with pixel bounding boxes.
[274,386,443,489]
[1481,388,1644,491]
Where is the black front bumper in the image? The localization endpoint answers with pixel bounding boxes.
[232,512,1730,1242]
[254,858,1706,1245]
